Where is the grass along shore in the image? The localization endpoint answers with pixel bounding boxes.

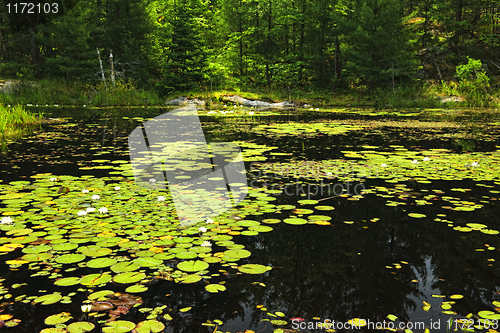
[0,104,43,141]
[0,78,498,109]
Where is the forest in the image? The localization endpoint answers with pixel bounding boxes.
[0,0,499,101]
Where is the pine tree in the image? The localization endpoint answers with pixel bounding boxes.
[158,0,208,93]
[343,0,417,88]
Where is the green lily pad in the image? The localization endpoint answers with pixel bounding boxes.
[80,273,112,286]
[79,246,112,257]
[249,225,273,232]
[177,260,209,272]
[22,244,52,253]
[478,311,500,320]
[135,320,165,333]
[67,322,95,333]
[238,264,271,274]
[45,312,72,325]
[113,272,147,284]
[22,252,53,261]
[298,200,318,205]
[103,320,136,333]
[125,284,148,293]
[52,243,78,251]
[88,290,114,300]
[176,252,198,260]
[111,261,141,273]
[133,257,163,267]
[283,218,308,225]
[87,257,118,268]
[262,219,281,224]
[56,253,86,264]
[224,249,251,259]
[315,205,335,210]
[34,293,62,305]
[54,277,81,286]
[178,274,202,284]
[205,284,226,293]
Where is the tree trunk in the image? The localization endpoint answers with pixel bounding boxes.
[239,0,243,77]
[298,0,305,82]
[29,24,39,77]
[265,0,272,89]
[0,30,8,61]
[334,35,342,86]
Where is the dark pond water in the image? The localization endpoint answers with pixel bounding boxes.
[0,106,500,333]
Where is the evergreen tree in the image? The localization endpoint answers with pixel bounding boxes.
[343,0,417,88]
[157,0,208,93]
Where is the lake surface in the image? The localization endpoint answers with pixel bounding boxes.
[0,106,499,333]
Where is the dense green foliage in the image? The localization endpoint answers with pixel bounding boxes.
[0,0,498,94]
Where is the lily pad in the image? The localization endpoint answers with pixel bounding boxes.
[34,293,62,305]
[113,272,147,284]
[177,260,209,272]
[135,320,165,333]
[111,262,141,273]
[238,264,271,274]
[205,284,226,293]
[80,273,112,286]
[103,320,136,333]
[45,312,72,325]
[55,253,86,264]
[87,257,118,268]
[54,277,81,286]
[67,322,95,333]
[125,284,148,293]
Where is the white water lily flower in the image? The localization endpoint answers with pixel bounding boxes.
[326,172,333,176]
[114,186,121,191]
[471,161,479,167]
[157,196,166,202]
[316,108,319,111]
[149,178,157,183]
[412,160,419,164]
[0,217,14,224]
[423,157,430,161]
[50,177,58,181]
[249,111,254,115]
[77,210,87,216]
[310,107,314,110]
[81,304,92,312]
[86,207,96,213]
[201,241,212,247]
[206,218,214,224]
[92,195,100,200]
[99,207,108,214]
[199,227,207,233]
[82,189,89,194]
[380,163,388,167]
